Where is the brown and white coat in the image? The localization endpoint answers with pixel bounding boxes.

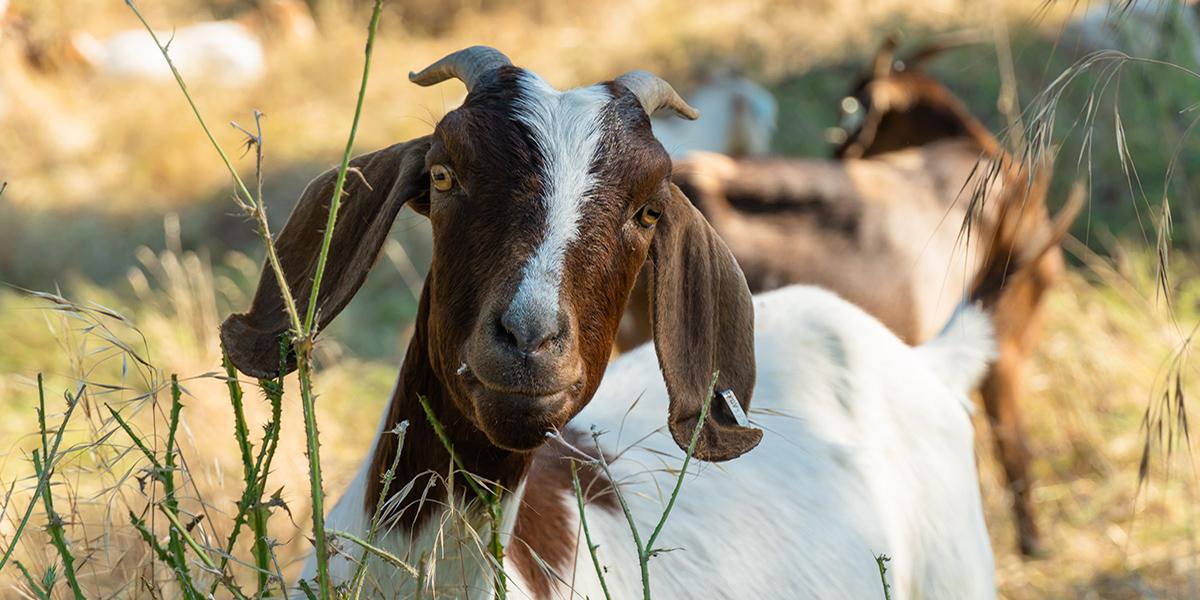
[221,47,997,599]
[619,38,1081,557]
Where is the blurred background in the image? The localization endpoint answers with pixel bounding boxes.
[1,0,1199,597]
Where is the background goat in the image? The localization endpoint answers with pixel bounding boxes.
[651,73,778,158]
[619,38,1082,557]
[221,46,997,598]
[64,0,314,87]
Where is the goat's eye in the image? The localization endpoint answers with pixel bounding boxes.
[634,205,661,228]
[430,164,455,192]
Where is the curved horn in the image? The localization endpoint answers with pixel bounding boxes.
[615,70,699,120]
[905,31,986,71]
[409,46,513,92]
[871,34,899,79]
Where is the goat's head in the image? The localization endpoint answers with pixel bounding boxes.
[833,34,994,159]
[220,46,761,461]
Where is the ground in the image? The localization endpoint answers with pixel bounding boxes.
[0,0,1197,597]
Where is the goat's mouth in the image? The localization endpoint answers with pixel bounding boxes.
[457,364,584,451]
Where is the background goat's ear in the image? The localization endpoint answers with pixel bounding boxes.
[648,183,760,462]
[220,137,433,378]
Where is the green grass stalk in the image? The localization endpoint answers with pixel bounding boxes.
[301,0,384,334]
[293,1,384,594]
[157,506,250,600]
[131,510,201,597]
[570,461,612,600]
[592,371,719,600]
[294,357,331,597]
[0,379,82,575]
[31,378,85,600]
[164,376,193,593]
[13,560,54,600]
[32,451,82,599]
[328,529,420,577]
[417,394,507,599]
[124,0,303,337]
[349,421,409,599]
[210,356,277,596]
[875,554,892,600]
[126,0,389,595]
[109,402,246,598]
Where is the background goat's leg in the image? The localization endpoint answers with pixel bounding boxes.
[981,296,1048,558]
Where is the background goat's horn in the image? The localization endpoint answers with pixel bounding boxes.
[615,70,699,120]
[872,34,899,79]
[409,46,513,91]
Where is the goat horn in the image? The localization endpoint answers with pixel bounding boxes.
[905,31,986,71]
[409,46,513,92]
[615,70,699,120]
[871,34,899,79]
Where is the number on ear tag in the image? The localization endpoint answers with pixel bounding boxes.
[718,389,751,428]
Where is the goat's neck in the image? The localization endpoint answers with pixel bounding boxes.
[365,287,534,526]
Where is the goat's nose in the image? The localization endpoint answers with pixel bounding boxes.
[498,307,563,355]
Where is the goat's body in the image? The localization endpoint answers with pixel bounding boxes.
[699,143,989,342]
[303,286,995,599]
[71,22,266,86]
[620,120,1076,556]
[621,141,992,350]
[652,76,778,158]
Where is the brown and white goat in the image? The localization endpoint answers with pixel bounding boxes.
[222,46,996,598]
[619,39,1081,557]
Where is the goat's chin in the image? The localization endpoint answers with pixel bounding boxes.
[468,387,578,451]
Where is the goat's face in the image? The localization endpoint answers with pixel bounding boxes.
[834,36,983,159]
[422,69,674,450]
[221,47,763,462]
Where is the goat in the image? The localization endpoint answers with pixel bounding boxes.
[1068,1,1200,66]
[651,74,777,158]
[619,37,1082,557]
[221,46,997,598]
[65,0,314,87]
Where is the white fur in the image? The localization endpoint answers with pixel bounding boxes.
[917,303,996,400]
[299,403,528,597]
[71,22,266,87]
[505,74,611,326]
[300,285,995,599]
[652,76,778,158]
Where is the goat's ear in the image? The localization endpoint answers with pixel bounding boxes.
[648,183,760,462]
[220,137,433,378]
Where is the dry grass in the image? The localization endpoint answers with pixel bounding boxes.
[1,0,1198,598]
[0,243,399,595]
[981,241,1200,598]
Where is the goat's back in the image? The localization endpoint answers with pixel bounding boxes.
[618,142,993,351]
[582,286,996,599]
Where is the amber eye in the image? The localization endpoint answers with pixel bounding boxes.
[635,205,661,228]
[430,164,454,192]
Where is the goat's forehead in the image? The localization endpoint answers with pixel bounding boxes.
[500,71,626,320]
[511,71,615,148]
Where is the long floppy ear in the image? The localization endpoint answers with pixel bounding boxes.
[648,183,760,462]
[221,137,433,378]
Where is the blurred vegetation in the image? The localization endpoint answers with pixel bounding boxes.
[0,0,1198,597]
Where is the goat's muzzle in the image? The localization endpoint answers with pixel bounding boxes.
[460,305,585,450]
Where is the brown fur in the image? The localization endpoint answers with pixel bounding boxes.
[219,52,759,594]
[510,429,617,597]
[619,41,1082,557]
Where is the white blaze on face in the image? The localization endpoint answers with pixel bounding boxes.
[506,72,611,325]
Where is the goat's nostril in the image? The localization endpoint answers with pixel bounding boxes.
[499,311,561,355]
[496,316,520,349]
